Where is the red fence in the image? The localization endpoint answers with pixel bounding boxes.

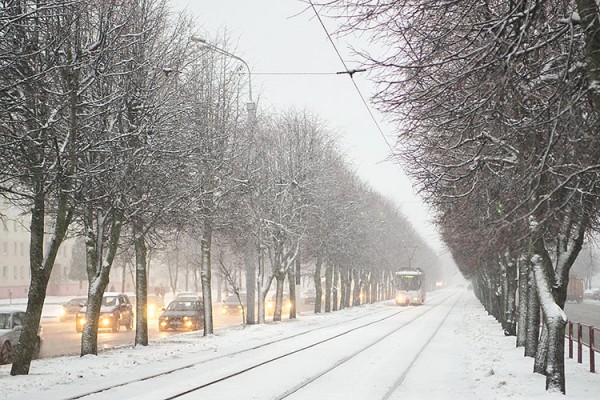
[567,321,598,373]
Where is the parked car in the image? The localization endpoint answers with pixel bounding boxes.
[584,288,600,300]
[221,294,246,315]
[0,309,42,364]
[75,293,134,333]
[158,299,204,331]
[59,297,87,322]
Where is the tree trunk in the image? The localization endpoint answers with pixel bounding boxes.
[504,256,518,336]
[532,251,566,392]
[244,239,256,325]
[525,266,541,358]
[288,268,297,319]
[352,269,361,306]
[344,269,352,308]
[134,220,148,346]
[516,255,530,347]
[332,265,339,311]
[273,274,285,322]
[314,256,323,314]
[324,263,332,313]
[200,216,214,335]
[81,209,123,356]
[11,192,72,375]
[339,267,347,309]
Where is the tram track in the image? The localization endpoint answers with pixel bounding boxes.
[76,290,458,400]
[273,291,462,400]
[76,295,453,400]
[57,293,452,400]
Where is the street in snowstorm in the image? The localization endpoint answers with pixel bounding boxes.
[2,1,600,399]
[2,288,599,400]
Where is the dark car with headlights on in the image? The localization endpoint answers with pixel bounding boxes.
[59,297,87,322]
[0,309,42,364]
[75,293,134,333]
[159,299,204,331]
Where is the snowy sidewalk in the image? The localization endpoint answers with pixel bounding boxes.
[1,289,599,399]
[398,291,599,400]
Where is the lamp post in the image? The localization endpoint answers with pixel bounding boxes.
[191,35,258,324]
[190,36,255,121]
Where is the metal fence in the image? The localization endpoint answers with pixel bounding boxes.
[567,321,598,373]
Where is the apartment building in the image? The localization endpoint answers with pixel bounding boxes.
[0,198,82,299]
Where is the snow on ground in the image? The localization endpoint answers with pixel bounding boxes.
[1,288,599,399]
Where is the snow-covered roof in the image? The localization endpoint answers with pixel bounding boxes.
[394,270,423,275]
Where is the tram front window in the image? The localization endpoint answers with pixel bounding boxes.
[396,275,421,291]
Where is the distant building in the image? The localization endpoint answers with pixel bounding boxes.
[0,198,83,299]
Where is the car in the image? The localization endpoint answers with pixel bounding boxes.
[303,289,317,305]
[266,293,292,315]
[128,294,165,320]
[174,291,203,302]
[221,294,246,315]
[584,288,600,300]
[0,309,42,365]
[158,299,204,332]
[75,293,134,333]
[59,297,87,322]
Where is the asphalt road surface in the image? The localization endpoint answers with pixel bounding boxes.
[39,309,249,359]
[39,303,313,359]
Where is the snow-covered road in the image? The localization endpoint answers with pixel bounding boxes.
[2,288,599,400]
[81,291,458,400]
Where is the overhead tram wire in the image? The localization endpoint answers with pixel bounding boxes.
[250,71,339,75]
[308,1,395,154]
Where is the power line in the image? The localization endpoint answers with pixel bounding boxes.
[308,1,395,153]
[251,71,338,75]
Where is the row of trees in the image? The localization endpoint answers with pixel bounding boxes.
[321,0,600,394]
[0,0,439,376]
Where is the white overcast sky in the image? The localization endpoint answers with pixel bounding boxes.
[170,0,442,250]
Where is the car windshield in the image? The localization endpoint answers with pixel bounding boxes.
[102,296,118,307]
[69,298,85,306]
[167,301,198,311]
[225,295,240,303]
[0,313,9,329]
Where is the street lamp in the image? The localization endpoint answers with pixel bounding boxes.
[191,35,258,324]
[190,36,255,120]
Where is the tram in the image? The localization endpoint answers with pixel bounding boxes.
[394,270,426,306]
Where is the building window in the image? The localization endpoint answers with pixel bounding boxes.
[21,265,25,279]
[2,266,6,278]
[2,242,6,255]
[13,265,17,279]
[14,242,17,255]
[20,242,24,256]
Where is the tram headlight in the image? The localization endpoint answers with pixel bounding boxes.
[396,293,409,305]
